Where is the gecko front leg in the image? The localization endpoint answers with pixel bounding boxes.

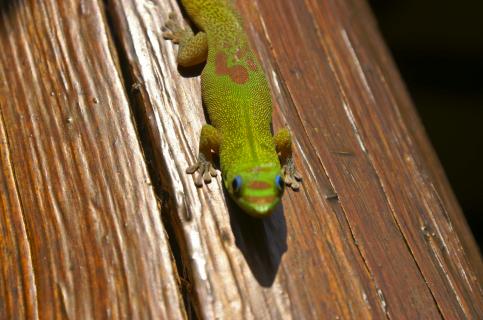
[163,13,208,67]
[274,128,302,190]
[186,124,221,187]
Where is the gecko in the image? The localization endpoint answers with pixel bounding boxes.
[163,0,301,217]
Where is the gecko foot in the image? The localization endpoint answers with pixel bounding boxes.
[186,154,217,187]
[162,13,191,44]
[282,157,302,190]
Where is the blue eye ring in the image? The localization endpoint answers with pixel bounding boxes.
[275,175,284,191]
[232,176,242,193]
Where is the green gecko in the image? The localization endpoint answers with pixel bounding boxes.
[163,0,301,217]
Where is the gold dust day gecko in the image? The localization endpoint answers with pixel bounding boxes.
[163,0,301,217]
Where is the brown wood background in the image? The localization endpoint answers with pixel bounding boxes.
[0,0,481,319]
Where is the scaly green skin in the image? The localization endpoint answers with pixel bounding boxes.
[163,0,301,216]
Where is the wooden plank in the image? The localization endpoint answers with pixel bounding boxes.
[111,1,380,318]
[1,0,480,319]
[316,0,483,316]
[0,107,37,320]
[0,1,185,319]
[346,0,483,284]
[241,1,440,318]
[109,0,482,319]
[249,0,482,317]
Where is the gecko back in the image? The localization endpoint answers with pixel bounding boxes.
[164,0,301,216]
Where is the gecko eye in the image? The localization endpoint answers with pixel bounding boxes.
[232,176,242,193]
[275,175,284,191]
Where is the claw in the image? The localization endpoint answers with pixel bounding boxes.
[282,157,302,190]
[203,168,212,184]
[290,181,300,190]
[194,174,203,188]
[163,13,189,44]
[283,172,294,186]
[209,166,217,177]
[186,163,199,174]
[186,154,217,187]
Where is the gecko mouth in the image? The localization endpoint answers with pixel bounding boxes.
[243,195,277,205]
[238,195,280,217]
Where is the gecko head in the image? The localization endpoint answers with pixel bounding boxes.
[225,165,284,217]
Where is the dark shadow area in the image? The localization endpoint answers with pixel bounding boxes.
[0,0,19,12]
[0,0,19,14]
[224,188,288,287]
[178,62,206,79]
[370,0,483,249]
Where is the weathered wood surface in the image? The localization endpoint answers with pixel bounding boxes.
[0,1,184,319]
[0,0,481,319]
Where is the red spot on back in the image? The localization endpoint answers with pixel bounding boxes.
[215,52,249,84]
[230,66,249,84]
[215,52,229,74]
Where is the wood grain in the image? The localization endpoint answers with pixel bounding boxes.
[0,0,184,319]
[0,0,481,319]
[347,0,483,285]
[0,105,37,320]
[108,0,482,319]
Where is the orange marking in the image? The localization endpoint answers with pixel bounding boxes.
[244,195,276,205]
[215,52,228,74]
[215,52,249,84]
[230,66,249,84]
[248,181,271,190]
